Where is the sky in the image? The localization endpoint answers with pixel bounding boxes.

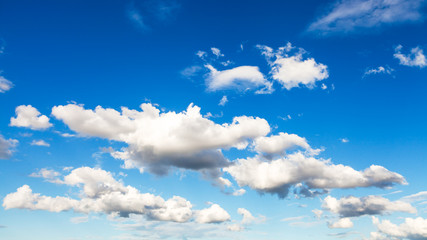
[1,0,427,239]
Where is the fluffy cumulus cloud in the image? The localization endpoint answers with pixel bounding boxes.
[322,195,416,218]
[308,0,426,34]
[224,152,406,198]
[195,204,231,223]
[204,64,273,94]
[0,75,13,93]
[394,45,427,68]
[3,166,230,224]
[257,43,329,90]
[253,132,316,155]
[370,217,427,240]
[328,217,354,229]
[0,135,18,160]
[10,105,52,130]
[51,103,270,176]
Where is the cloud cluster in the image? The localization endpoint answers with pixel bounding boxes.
[322,195,416,218]
[370,217,427,240]
[52,103,270,176]
[3,166,230,224]
[394,45,427,68]
[308,0,426,34]
[10,105,52,130]
[257,43,329,90]
[224,152,406,198]
[0,75,13,93]
[0,135,18,160]
[364,66,394,76]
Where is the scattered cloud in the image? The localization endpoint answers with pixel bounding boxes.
[253,132,317,156]
[30,139,50,147]
[402,191,427,203]
[29,168,61,183]
[0,135,18,160]
[204,64,273,94]
[394,45,427,68]
[10,105,52,130]
[308,0,426,35]
[257,43,329,90]
[364,66,394,76]
[180,65,202,79]
[4,166,231,224]
[0,75,13,93]
[328,218,354,229]
[127,0,180,31]
[370,216,427,240]
[322,195,416,218]
[211,47,224,58]
[340,138,349,143]
[218,96,228,106]
[224,152,405,198]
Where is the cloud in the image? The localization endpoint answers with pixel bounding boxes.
[371,216,427,240]
[224,152,406,198]
[30,140,50,147]
[4,166,230,224]
[29,168,61,183]
[257,43,329,90]
[127,7,148,30]
[218,96,228,106]
[10,105,52,130]
[0,135,18,160]
[394,45,427,68]
[253,132,316,155]
[227,208,263,231]
[0,75,13,93]
[308,0,426,34]
[127,0,180,31]
[211,47,224,58]
[52,102,270,176]
[340,138,349,143]
[204,64,273,94]
[322,195,416,218]
[328,218,354,229]
[195,204,230,223]
[180,65,202,79]
[364,66,394,76]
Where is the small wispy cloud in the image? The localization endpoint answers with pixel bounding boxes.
[31,139,50,147]
[218,96,228,106]
[394,45,427,68]
[364,66,394,77]
[308,0,426,35]
[340,138,349,143]
[127,0,180,31]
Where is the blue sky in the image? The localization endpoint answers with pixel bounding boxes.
[1,0,427,239]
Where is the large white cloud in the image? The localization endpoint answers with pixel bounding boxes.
[10,105,52,130]
[257,43,328,90]
[224,152,406,198]
[0,76,13,93]
[394,45,427,68]
[371,217,427,240]
[52,103,270,175]
[0,135,18,160]
[323,195,416,218]
[3,166,230,223]
[204,64,273,94]
[308,0,425,34]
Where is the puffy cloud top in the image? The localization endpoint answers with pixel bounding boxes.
[10,105,52,130]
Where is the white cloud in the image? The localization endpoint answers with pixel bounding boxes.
[224,152,406,198]
[127,6,147,30]
[70,215,89,224]
[253,132,316,155]
[312,209,323,219]
[0,76,13,93]
[402,191,427,203]
[308,0,426,34]
[394,45,427,68]
[211,47,224,58]
[218,96,228,106]
[364,66,394,76]
[195,204,230,223]
[0,135,18,160]
[227,223,244,232]
[30,168,61,183]
[204,64,273,94]
[180,65,202,79]
[340,138,349,143]
[257,43,329,90]
[371,216,427,240]
[237,208,256,224]
[328,218,354,229]
[10,105,52,130]
[52,103,270,176]
[321,83,327,90]
[323,195,416,218]
[232,188,246,196]
[30,140,50,147]
[4,166,230,224]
